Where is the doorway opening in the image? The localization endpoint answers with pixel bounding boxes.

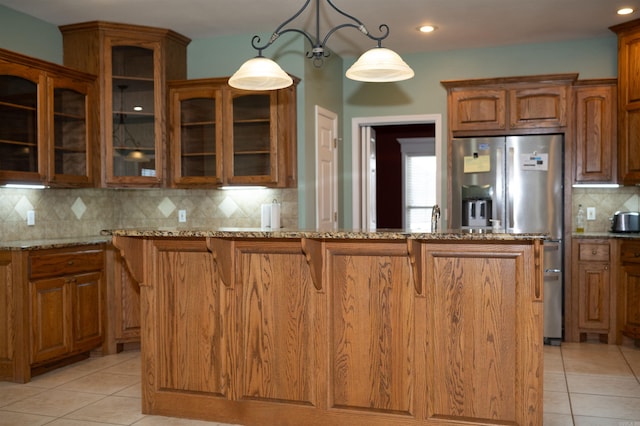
[351,114,442,230]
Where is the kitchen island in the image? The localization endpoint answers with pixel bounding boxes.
[109,229,545,426]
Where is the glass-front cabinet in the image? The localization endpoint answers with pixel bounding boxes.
[49,77,94,186]
[60,21,190,187]
[169,80,223,186]
[0,48,95,186]
[109,45,158,181]
[226,90,277,185]
[169,78,298,188]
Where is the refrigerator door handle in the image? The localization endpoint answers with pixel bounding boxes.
[507,147,515,230]
[544,268,562,273]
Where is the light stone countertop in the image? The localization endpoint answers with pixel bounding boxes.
[0,235,111,250]
[103,227,548,241]
[572,232,640,239]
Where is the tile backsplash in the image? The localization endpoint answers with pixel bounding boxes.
[0,187,298,241]
[572,186,640,232]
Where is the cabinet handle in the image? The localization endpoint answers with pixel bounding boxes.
[68,260,74,265]
[592,249,598,255]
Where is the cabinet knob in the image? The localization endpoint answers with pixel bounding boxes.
[68,260,74,265]
[592,249,598,255]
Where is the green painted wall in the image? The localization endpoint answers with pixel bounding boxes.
[0,5,620,228]
[340,36,618,227]
[0,5,61,63]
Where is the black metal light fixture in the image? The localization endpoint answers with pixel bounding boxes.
[228,0,414,90]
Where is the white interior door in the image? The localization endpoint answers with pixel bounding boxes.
[315,106,338,229]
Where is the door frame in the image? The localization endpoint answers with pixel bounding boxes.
[351,114,443,229]
[315,105,339,229]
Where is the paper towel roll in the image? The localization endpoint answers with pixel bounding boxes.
[261,204,271,228]
[270,201,281,229]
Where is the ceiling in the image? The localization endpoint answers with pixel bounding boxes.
[0,0,637,57]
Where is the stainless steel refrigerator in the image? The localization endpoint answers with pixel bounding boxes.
[450,135,564,344]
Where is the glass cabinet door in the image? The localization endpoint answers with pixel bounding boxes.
[170,85,223,186]
[49,79,92,185]
[226,90,277,184]
[109,45,158,183]
[0,69,45,182]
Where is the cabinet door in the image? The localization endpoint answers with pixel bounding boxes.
[224,89,278,185]
[423,242,542,425]
[47,75,95,186]
[449,89,507,132]
[0,62,47,184]
[30,277,71,363]
[106,42,163,186]
[169,84,223,186]
[70,272,103,351]
[616,27,640,184]
[509,85,568,129]
[577,262,610,331]
[574,83,617,183]
[621,264,640,339]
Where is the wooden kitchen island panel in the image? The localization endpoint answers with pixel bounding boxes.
[112,231,544,426]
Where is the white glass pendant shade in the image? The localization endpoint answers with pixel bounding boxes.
[228,57,293,90]
[346,47,414,82]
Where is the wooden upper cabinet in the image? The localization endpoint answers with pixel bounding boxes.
[60,21,190,188]
[0,48,96,187]
[610,18,640,185]
[168,79,224,187]
[442,74,577,136]
[573,80,617,184]
[168,78,298,188]
[509,85,568,129]
[448,89,506,132]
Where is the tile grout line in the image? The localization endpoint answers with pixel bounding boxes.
[559,345,577,425]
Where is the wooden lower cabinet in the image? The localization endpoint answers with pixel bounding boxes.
[620,241,640,341]
[572,239,617,343]
[114,235,543,426]
[0,245,105,383]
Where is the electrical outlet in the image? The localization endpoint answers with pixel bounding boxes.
[587,207,596,221]
[27,210,35,226]
[178,209,187,223]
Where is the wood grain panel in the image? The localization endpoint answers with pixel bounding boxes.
[236,242,315,406]
[0,252,15,367]
[154,240,226,396]
[423,243,541,425]
[327,242,415,416]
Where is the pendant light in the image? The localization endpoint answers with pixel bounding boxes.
[228,0,414,91]
[114,85,149,163]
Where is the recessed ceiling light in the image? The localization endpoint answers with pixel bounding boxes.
[617,7,634,15]
[418,25,437,33]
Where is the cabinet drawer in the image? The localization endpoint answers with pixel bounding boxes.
[29,249,104,279]
[620,242,640,264]
[578,243,610,261]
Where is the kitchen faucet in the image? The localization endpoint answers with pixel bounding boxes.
[431,204,440,232]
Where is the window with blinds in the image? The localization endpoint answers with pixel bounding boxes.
[398,137,437,230]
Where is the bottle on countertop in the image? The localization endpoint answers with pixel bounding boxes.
[576,204,585,233]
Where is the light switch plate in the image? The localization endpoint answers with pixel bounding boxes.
[587,207,596,221]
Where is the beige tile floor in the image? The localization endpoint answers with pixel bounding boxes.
[0,341,639,425]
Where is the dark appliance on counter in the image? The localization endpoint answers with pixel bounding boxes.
[450,135,564,345]
[611,211,640,233]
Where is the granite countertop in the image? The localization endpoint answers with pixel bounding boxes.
[103,227,547,241]
[572,232,640,239]
[0,235,111,250]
